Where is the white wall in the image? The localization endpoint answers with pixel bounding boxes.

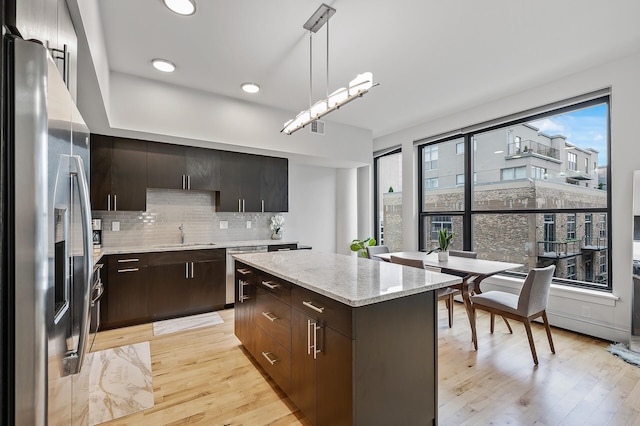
[107,72,373,167]
[374,51,640,343]
[287,163,338,253]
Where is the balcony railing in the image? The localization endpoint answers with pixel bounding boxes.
[507,140,560,160]
[537,239,582,259]
[582,236,607,251]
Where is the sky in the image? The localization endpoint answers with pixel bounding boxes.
[528,103,608,166]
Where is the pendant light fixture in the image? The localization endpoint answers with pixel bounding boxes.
[281,3,377,135]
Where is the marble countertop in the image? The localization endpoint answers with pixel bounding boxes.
[233,250,462,307]
[92,239,298,266]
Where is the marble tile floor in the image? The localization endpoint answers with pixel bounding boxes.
[86,341,154,426]
[152,311,224,336]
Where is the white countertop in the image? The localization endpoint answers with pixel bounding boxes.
[93,239,298,265]
[233,250,462,307]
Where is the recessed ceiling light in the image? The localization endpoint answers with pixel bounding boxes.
[163,0,196,16]
[241,82,260,94]
[152,58,176,73]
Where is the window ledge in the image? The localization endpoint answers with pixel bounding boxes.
[483,275,619,307]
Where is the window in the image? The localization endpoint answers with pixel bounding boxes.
[567,151,578,171]
[532,166,547,180]
[566,214,576,240]
[585,253,593,282]
[599,213,607,239]
[600,252,607,274]
[424,146,438,170]
[544,214,556,252]
[501,166,526,181]
[424,177,438,189]
[456,142,464,155]
[374,149,402,252]
[418,96,610,290]
[567,258,577,280]
[430,216,452,241]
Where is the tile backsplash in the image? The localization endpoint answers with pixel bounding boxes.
[93,189,285,248]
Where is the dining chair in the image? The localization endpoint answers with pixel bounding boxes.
[366,245,390,260]
[470,265,556,365]
[389,255,458,328]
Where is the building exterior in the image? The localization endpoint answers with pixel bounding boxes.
[384,123,608,284]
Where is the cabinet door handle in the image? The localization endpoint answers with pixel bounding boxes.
[117,268,139,273]
[114,194,117,211]
[107,194,111,211]
[238,199,241,212]
[261,351,278,365]
[191,262,194,278]
[237,268,252,276]
[187,175,191,190]
[261,200,264,213]
[239,280,249,302]
[262,311,278,322]
[277,248,291,251]
[185,262,189,279]
[117,258,139,263]
[242,199,245,212]
[182,175,186,190]
[261,280,279,290]
[307,319,321,359]
[302,301,325,313]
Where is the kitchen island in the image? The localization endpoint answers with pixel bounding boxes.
[232,250,462,426]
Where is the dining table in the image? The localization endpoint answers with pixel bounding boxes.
[374,251,522,350]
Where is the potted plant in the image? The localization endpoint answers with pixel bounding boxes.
[427,229,455,261]
[270,215,285,239]
[350,237,376,258]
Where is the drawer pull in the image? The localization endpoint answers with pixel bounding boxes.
[261,351,278,365]
[117,258,139,263]
[261,280,279,290]
[302,301,325,313]
[262,311,278,322]
[237,268,252,276]
[117,268,139,273]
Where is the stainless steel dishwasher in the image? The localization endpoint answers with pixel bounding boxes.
[226,246,268,305]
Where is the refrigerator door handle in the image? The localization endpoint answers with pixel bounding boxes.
[63,155,94,375]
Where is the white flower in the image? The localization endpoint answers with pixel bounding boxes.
[270,215,285,233]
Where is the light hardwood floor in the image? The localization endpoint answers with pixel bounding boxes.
[92,303,640,426]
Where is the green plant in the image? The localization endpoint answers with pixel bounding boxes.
[350,237,377,258]
[427,229,455,254]
[388,186,394,193]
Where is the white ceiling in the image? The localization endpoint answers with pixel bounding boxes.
[96,0,640,138]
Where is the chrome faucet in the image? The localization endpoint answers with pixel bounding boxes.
[179,224,185,244]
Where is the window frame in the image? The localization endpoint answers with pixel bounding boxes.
[417,96,612,291]
[373,147,402,247]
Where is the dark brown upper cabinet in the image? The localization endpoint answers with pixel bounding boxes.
[186,146,221,191]
[147,142,221,191]
[90,134,147,211]
[219,151,262,212]
[261,156,289,213]
[146,142,187,190]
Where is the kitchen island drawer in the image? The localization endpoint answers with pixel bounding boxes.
[253,325,291,395]
[256,290,291,351]
[291,286,352,339]
[256,272,291,304]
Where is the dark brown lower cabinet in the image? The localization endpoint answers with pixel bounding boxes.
[234,261,438,426]
[104,254,148,329]
[103,249,225,329]
[148,249,226,320]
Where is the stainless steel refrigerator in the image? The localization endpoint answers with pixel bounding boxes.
[5,34,93,425]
